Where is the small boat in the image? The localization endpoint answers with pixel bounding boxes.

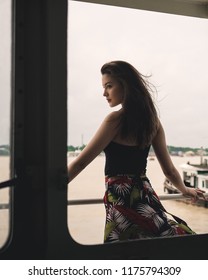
[164,178,180,194]
[148,156,155,161]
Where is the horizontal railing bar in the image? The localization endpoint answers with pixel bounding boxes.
[1,193,208,209]
[67,193,208,206]
[68,198,103,206]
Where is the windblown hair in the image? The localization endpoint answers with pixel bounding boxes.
[101,60,159,148]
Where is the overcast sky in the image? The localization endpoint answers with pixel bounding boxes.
[67,1,208,148]
[0,0,208,149]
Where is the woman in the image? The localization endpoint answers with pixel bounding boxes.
[68,60,205,243]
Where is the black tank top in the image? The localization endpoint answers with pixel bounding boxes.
[104,141,150,176]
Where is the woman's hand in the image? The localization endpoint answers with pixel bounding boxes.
[183,187,207,202]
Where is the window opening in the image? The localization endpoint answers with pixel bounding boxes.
[67,1,208,245]
[0,0,12,248]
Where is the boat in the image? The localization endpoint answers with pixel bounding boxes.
[163,160,208,207]
[180,161,208,190]
[163,178,180,194]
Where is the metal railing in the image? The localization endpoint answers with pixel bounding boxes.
[67,193,208,206]
[1,193,208,209]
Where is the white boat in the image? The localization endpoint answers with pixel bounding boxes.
[180,162,208,191]
[163,161,208,207]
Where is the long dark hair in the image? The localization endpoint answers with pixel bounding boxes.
[101,60,159,148]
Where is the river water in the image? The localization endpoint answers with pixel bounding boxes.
[68,155,208,244]
[0,155,208,246]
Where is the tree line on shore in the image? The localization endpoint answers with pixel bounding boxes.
[0,145,10,156]
[1,144,207,156]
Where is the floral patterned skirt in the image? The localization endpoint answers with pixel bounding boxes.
[103,174,195,243]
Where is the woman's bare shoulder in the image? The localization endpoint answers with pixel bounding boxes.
[105,110,122,122]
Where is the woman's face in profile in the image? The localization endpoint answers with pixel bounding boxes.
[102,74,124,107]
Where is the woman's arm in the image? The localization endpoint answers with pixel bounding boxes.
[67,111,120,183]
[152,121,205,200]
